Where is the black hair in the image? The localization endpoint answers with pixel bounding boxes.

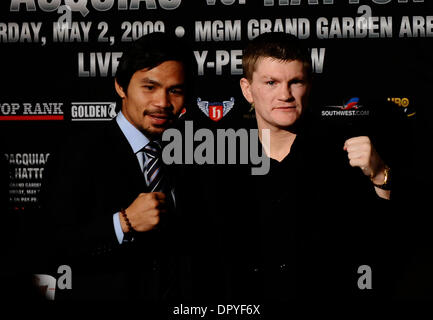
[115,32,192,92]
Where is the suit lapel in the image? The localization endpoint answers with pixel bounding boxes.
[107,120,180,215]
[107,120,149,193]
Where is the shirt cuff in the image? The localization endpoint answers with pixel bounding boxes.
[113,212,124,244]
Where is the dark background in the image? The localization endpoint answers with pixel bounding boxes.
[1,0,432,301]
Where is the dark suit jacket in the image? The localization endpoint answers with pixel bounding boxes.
[40,120,185,300]
[184,126,396,301]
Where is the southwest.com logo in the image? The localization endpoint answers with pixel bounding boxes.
[321,97,369,117]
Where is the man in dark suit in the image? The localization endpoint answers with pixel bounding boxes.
[40,32,191,300]
[186,33,395,302]
[232,32,393,300]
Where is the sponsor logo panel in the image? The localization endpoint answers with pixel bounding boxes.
[70,102,117,121]
[321,97,370,117]
[0,102,64,121]
[387,97,415,117]
[197,97,235,122]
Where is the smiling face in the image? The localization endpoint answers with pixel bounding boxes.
[115,60,185,138]
[240,57,311,132]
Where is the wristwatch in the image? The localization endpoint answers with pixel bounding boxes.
[371,165,391,190]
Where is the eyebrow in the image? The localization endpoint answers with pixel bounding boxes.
[260,75,280,81]
[140,77,161,85]
[140,77,185,89]
[260,74,306,81]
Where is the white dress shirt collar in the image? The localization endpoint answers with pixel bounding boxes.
[116,110,149,153]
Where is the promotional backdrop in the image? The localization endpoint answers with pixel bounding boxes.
[1,0,432,218]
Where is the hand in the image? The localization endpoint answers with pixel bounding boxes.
[121,192,166,232]
[343,136,386,184]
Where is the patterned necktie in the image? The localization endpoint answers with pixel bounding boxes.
[143,141,167,193]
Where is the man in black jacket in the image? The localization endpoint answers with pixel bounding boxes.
[238,32,392,299]
[41,32,191,300]
[187,33,394,302]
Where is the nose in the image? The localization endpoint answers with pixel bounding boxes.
[279,84,293,101]
[153,90,171,109]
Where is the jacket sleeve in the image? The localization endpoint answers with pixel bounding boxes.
[40,138,121,262]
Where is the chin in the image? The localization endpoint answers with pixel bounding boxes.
[149,127,166,136]
[274,116,298,128]
[140,126,163,138]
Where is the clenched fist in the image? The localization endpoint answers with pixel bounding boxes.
[343,136,385,184]
[120,192,167,232]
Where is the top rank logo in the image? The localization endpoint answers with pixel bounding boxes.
[0,102,64,121]
[70,102,117,121]
[321,97,369,117]
[197,97,235,122]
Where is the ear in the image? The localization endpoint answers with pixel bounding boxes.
[240,77,253,104]
[114,79,126,99]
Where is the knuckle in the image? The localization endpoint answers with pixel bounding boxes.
[139,193,149,202]
[147,208,159,218]
[147,193,155,199]
[152,215,160,225]
[365,142,372,150]
[151,199,159,208]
